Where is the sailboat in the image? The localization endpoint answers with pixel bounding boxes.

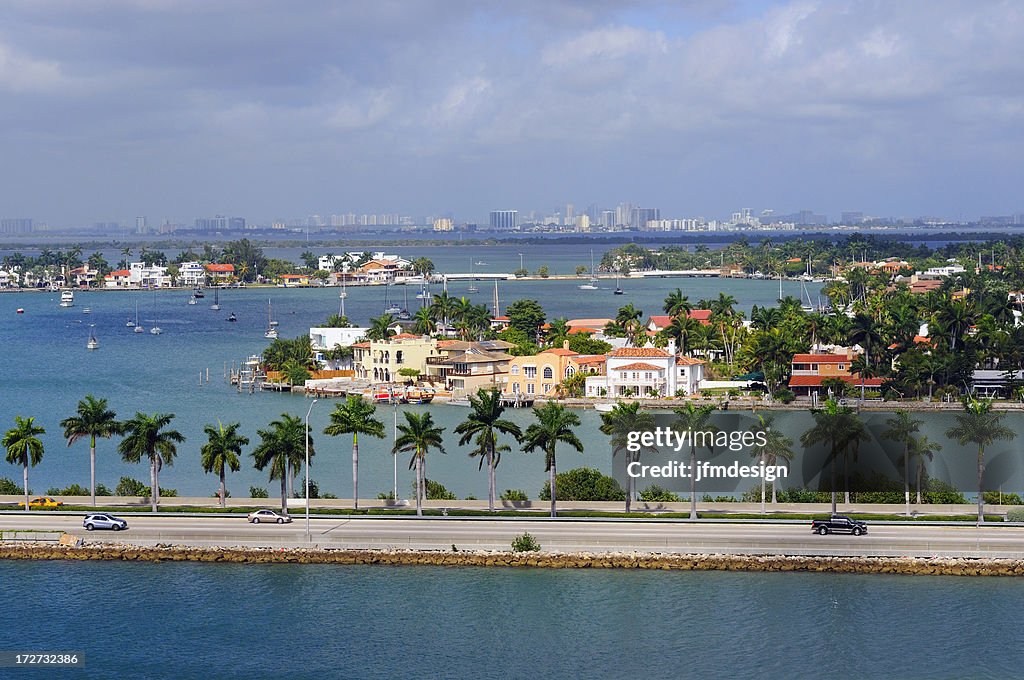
[187,295,197,305]
[467,259,479,294]
[578,250,599,290]
[264,299,279,339]
[800,262,814,313]
[398,286,411,320]
[384,284,401,315]
[86,324,99,350]
[133,301,145,333]
[614,273,624,295]
[210,288,221,311]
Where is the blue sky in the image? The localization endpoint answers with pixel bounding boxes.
[0,0,1021,226]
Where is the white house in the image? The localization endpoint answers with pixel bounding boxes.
[310,326,369,369]
[177,262,207,287]
[584,342,705,398]
[129,262,171,288]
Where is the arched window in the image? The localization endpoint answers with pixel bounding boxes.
[565,366,575,378]
[511,365,520,375]
[543,366,553,379]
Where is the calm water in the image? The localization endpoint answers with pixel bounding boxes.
[0,262,826,499]
[4,559,1022,679]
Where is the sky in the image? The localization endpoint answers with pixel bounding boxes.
[1,0,1022,226]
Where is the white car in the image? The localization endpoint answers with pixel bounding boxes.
[83,514,128,531]
[247,509,292,524]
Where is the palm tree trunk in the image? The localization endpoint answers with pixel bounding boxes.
[150,457,158,513]
[843,450,850,505]
[625,453,632,514]
[90,436,97,507]
[760,451,766,515]
[352,433,359,510]
[830,445,837,514]
[487,445,495,512]
[23,461,29,512]
[689,445,697,520]
[904,443,910,517]
[977,446,985,525]
[771,477,777,504]
[415,452,423,517]
[916,461,923,505]
[549,451,557,519]
[286,462,293,500]
[280,474,288,515]
[219,468,226,509]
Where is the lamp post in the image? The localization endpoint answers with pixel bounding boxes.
[305,398,318,541]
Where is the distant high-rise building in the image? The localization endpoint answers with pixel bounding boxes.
[841,211,864,225]
[632,207,660,230]
[135,216,147,234]
[433,218,454,232]
[564,203,574,227]
[575,215,591,232]
[229,217,246,230]
[0,218,32,234]
[195,215,229,231]
[489,210,517,230]
[602,211,616,229]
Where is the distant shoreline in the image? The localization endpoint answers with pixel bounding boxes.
[3,543,1022,576]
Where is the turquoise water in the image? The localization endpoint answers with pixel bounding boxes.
[0,268,826,499]
[4,559,1023,679]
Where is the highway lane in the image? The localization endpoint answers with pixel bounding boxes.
[3,514,1024,558]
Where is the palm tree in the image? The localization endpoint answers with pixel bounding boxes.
[711,292,737,318]
[660,315,698,355]
[882,410,922,517]
[749,414,794,509]
[455,388,522,512]
[367,314,397,341]
[60,395,123,506]
[945,398,1016,524]
[252,414,314,515]
[910,435,942,504]
[663,288,692,316]
[412,307,434,336]
[323,396,385,509]
[200,421,249,508]
[599,402,655,513]
[429,291,458,334]
[118,412,185,512]
[800,398,858,514]
[3,416,45,511]
[672,403,717,519]
[393,411,446,516]
[522,402,583,518]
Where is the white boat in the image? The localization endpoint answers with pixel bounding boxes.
[149,326,162,335]
[593,403,616,413]
[132,301,144,333]
[384,285,401,315]
[86,325,99,350]
[467,259,479,293]
[613,274,624,295]
[82,307,91,314]
[210,289,221,311]
[474,261,487,266]
[59,291,74,307]
[264,299,278,339]
[188,295,197,305]
[578,250,598,290]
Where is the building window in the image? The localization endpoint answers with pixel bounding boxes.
[527,383,535,395]
[396,351,404,365]
[565,366,575,377]
[543,384,551,393]
[524,366,537,379]
[645,372,652,380]
[511,365,520,375]
[512,383,520,393]
[543,366,553,379]
[632,372,639,380]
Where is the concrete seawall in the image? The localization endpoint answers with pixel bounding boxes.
[3,542,1024,576]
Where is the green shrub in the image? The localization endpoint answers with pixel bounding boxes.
[414,479,456,501]
[114,477,148,496]
[292,477,320,499]
[95,483,112,496]
[210,490,232,499]
[500,489,528,501]
[701,494,737,502]
[0,477,23,495]
[773,388,795,404]
[47,483,90,496]
[511,531,541,552]
[250,486,269,499]
[983,491,1023,505]
[1007,508,1024,522]
[923,479,968,504]
[639,485,681,502]
[539,467,625,502]
[377,490,396,500]
[464,495,477,501]
[159,487,177,497]
[321,492,338,499]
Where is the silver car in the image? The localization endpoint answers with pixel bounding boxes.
[83,513,128,531]
[247,509,291,524]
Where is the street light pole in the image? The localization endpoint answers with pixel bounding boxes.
[393,400,399,500]
[305,398,318,541]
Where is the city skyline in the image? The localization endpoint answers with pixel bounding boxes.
[1,1,1022,224]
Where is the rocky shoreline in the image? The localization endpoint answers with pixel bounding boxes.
[2,542,1024,576]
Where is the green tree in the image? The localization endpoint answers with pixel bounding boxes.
[882,410,922,517]
[410,257,435,276]
[323,396,385,510]
[945,398,1016,524]
[200,421,249,508]
[506,299,546,338]
[672,403,718,519]
[800,398,859,514]
[663,288,692,316]
[118,412,185,512]
[367,314,397,341]
[600,402,656,512]
[252,414,314,515]
[281,359,311,386]
[2,416,45,511]
[60,395,123,506]
[393,412,446,516]
[522,402,583,518]
[455,388,522,512]
[748,414,795,509]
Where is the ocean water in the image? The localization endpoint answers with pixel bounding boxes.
[0,268,829,499]
[4,559,1023,680]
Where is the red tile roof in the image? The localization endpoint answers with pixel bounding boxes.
[788,375,884,387]
[792,354,851,363]
[615,362,664,371]
[573,355,606,364]
[205,263,235,272]
[351,342,370,349]
[647,315,672,328]
[391,333,422,340]
[676,356,706,365]
[568,327,597,334]
[106,269,130,277]
[688,309,713,324]
[610,347,670,358]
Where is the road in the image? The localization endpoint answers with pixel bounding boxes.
[3,513,1024,558]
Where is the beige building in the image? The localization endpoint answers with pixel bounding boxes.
[352,333,440,383]
[426,340,513,393]
[505,346,607,398]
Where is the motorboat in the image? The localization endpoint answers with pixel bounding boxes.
[192,287,205,298]
[404,388,435,404]
[227,312,237,322]
[188,296,197,305]
[59,290,74,307]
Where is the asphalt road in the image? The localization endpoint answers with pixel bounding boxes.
[3,513,1024,558]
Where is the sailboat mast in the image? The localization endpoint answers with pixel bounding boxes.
[493,279,500,317]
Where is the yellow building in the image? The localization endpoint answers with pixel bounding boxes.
[505,346,606,398]
[352,333,440,383]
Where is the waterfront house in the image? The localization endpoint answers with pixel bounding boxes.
[278,273,310,287]
[427,340,514,392]
[646,310,713,333]
[204,263,235,282]
[505,346,605,398]
[0,268,18,288]
[177,262,208,288]
[103,269,132,288]
[584,342,704,398]
[787,350,883,396]
[353,334,441,383]
[128,262,171,288]
[309,326,370,369]
[69,265,99,288]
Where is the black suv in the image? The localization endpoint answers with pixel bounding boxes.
[811,515,867,536]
